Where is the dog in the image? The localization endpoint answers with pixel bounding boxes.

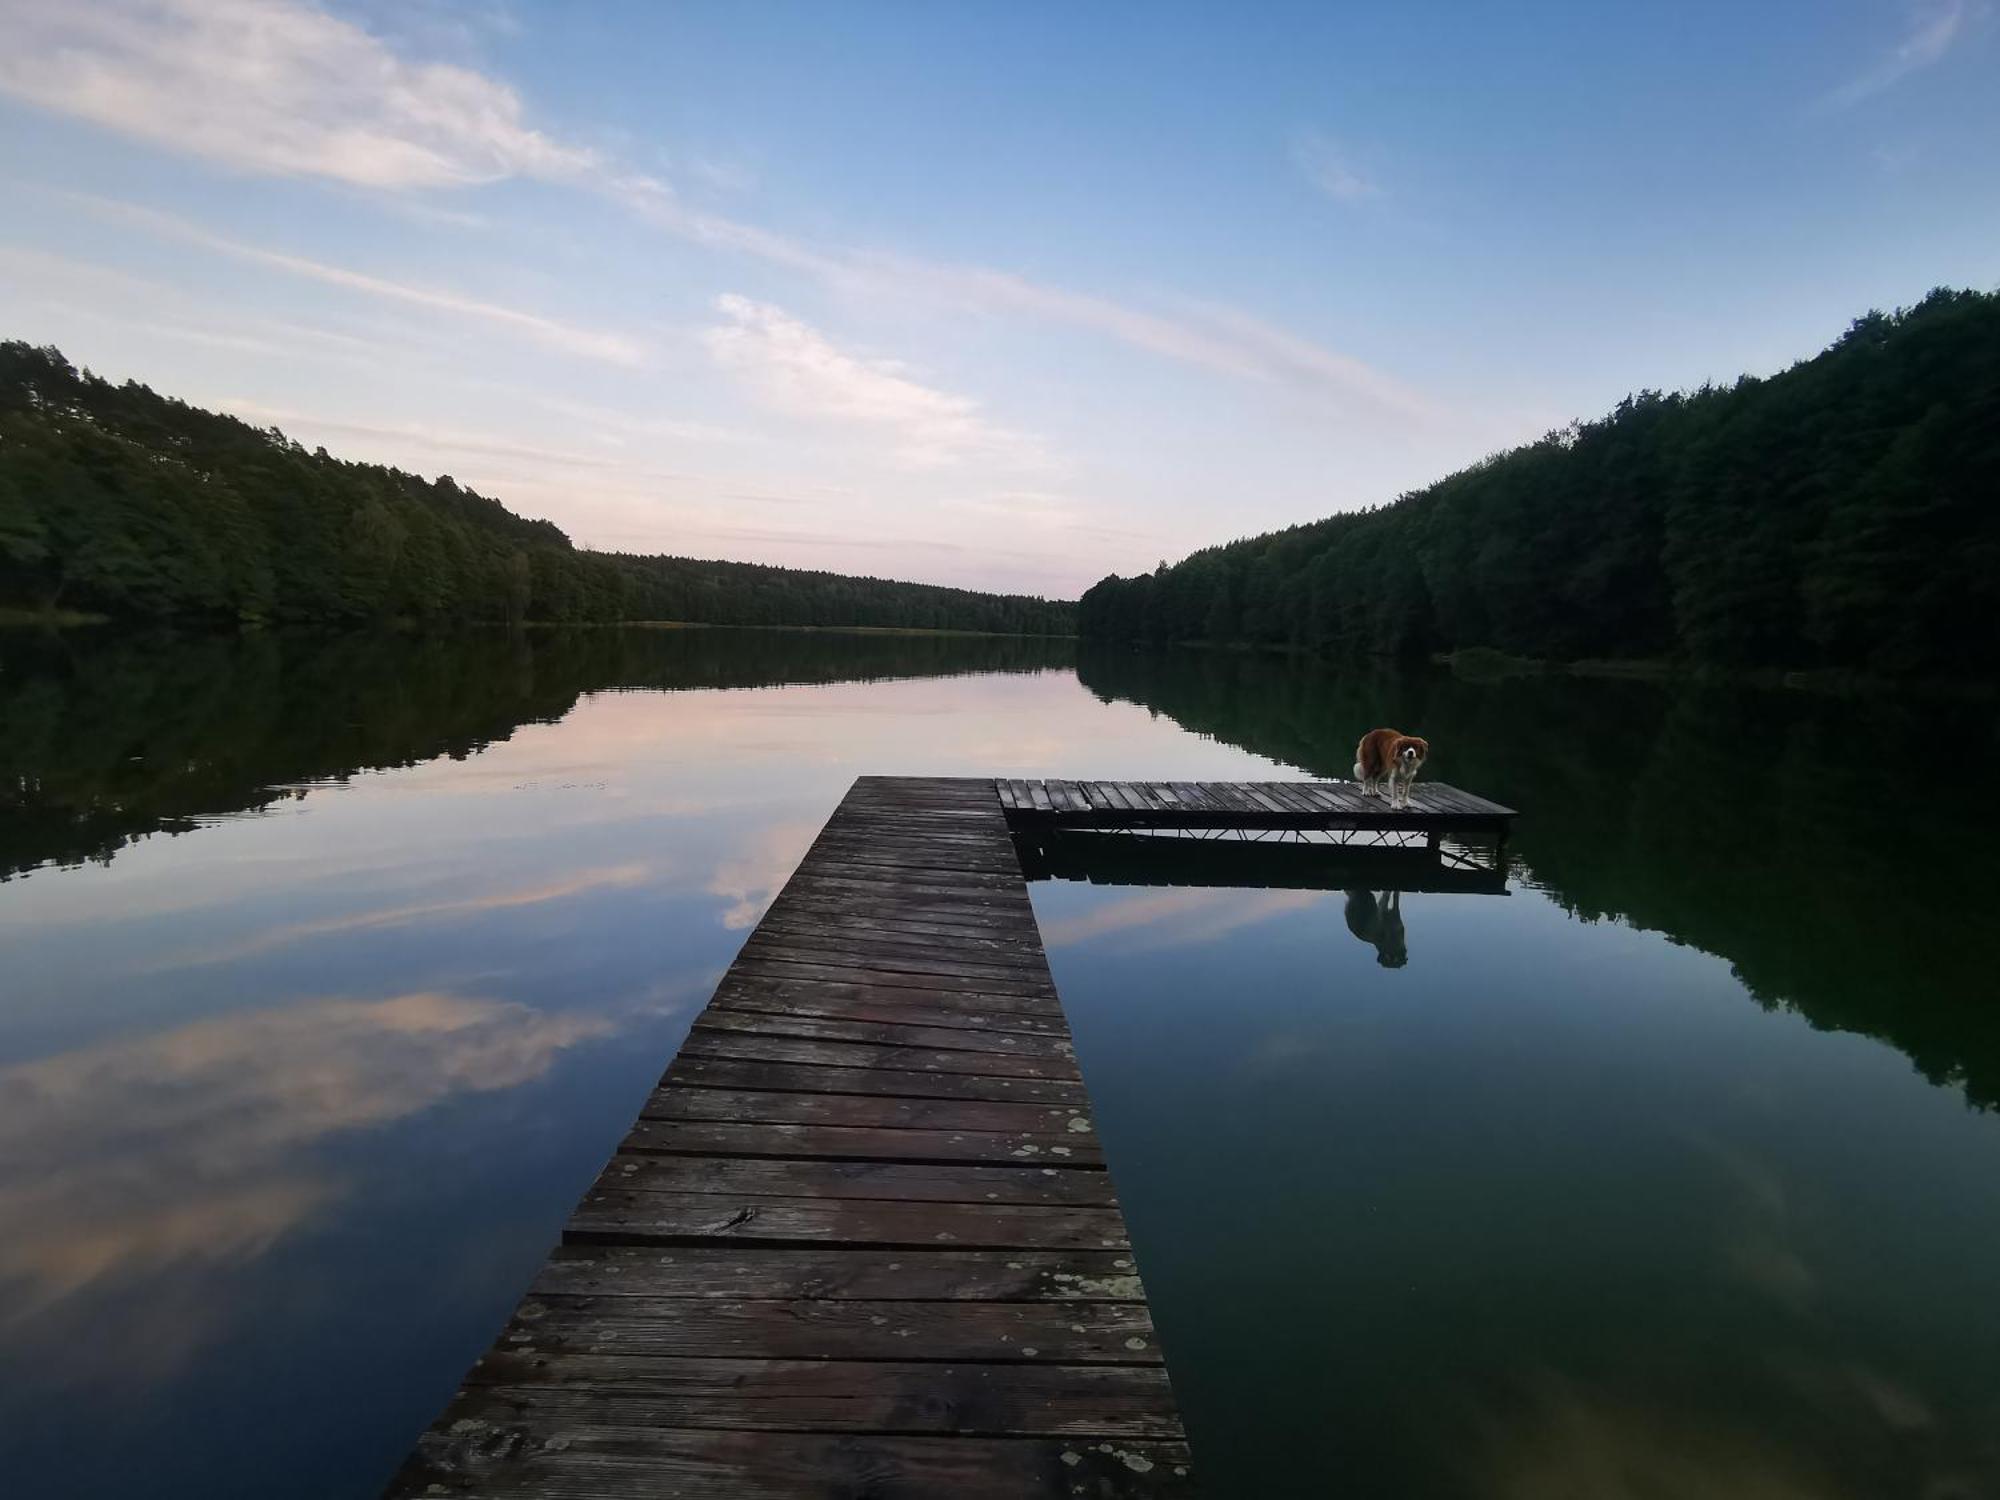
[1354,728,1429,810]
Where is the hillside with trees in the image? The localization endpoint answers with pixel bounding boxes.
[1079,288,1997,678]
[0,341,1073,634]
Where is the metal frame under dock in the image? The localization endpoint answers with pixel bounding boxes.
[384,774,1515,1499]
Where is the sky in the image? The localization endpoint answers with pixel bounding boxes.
[0,1,1994,598]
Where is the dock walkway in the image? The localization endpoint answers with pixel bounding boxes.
[386,776,1191,1499]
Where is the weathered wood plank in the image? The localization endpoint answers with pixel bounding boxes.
[665,1055,1087,1106]
[530,1245,1146,1301]
[726,955,1057,998]
[498,1295,1161,1364]
[707,992,1071,1040]
[419,1356,1186,1435]
[714,972,1066,1019]
[642,1086,1094,1137]
[700,1012,1080,1056]
[568,1190,1129,1250]
[620,1118,1103,1167]
[390,1424,1194,1499]
[682,1026,1080,1078]
[585,1153,1116,1207]
[741,933,1055,981]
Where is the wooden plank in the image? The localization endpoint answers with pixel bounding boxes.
[495,1294,1160,1364]
[666,1055,1088,1106]
[754,914,1044,957]
[741,932,1054,981]
[688,1021,1075,1072]
[567,1190,1129,1250]
[642,1087,1094,1137]
[621,1119,1103,1167]
[585,1154,1117,1208]
[712,992,1072,1040]
[530,1245,1147,1301]
[726,956,1056,999]
[714,973,1065,1019]
[765,892,1043,931]
[699,1000,1074,1047]
[714,975,1063,1020]
[419,1355,1186,1435]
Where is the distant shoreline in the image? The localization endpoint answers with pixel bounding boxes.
[0,608,1078,644]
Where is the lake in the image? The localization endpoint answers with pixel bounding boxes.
[2,627,1996,1499]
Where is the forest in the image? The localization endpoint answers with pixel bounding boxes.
[0,341,1073,634]
[1078,287,1998,678]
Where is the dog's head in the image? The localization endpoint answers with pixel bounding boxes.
[1394,735,1429,770]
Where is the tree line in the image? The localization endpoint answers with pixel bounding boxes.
[1079,287,1997,678]
[0,341,1074,634]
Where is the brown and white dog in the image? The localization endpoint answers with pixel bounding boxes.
[1354,728,1429,809]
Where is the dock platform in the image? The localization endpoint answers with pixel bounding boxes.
[386,774,1514,1497]
[996,777,1514,836]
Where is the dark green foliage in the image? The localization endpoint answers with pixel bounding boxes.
[1079,289,1999,677]
[0,342,1073,634]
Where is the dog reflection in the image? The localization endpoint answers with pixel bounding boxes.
[1344,889,1408,968]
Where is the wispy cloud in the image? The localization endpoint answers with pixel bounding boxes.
[858,257,1434,421]
[703,294,1044,469]
[1821,0,1976,109]
[0,0,594,189]
[1293,131,1380,203]
[210,398,722,480]
[60,192,641,364]
[0,0,1421,421]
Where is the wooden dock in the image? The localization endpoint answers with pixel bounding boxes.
[385,774,1514,1498]
[385,776,1191,1499]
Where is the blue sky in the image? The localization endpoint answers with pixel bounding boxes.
[1,0,1994,596]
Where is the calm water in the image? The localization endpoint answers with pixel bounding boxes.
[2,627,1996,1499]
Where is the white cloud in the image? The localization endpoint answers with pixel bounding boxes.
[1821,0,1977,109]
[0,0,593,189]
[62,192,642,364]
[1293,131,1380,203]
[0,0,1423,421]
[703,294,1042,469]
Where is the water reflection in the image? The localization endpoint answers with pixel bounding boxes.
[0,626,1072,884]
[1077,644,2000,1108]
[0,993,615,1369]
[1,629,1996,1497]
[1343,888,1408,967]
